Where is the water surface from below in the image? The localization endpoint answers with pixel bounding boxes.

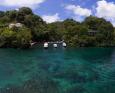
[0,47,115,93]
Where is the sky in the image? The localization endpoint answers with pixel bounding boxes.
[0,0,115,26]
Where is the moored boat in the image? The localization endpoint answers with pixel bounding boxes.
[44,42,48,48]
[62,42,67,47]
[53,44,58,48]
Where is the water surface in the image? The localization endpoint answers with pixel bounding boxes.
[0,47,115,93]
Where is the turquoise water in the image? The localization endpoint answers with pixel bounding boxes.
[0,47,115,93]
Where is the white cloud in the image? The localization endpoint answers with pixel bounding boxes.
[73,16,84,22]
[65,4,92,17]
[96,0,115,26]
[96,0,115,18]
[0,0,45,8]
[42,13,61,23]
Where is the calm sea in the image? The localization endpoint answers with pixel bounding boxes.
[0,47,115,93]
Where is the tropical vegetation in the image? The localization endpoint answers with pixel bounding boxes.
[0,7,115,48]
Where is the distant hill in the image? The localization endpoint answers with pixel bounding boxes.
[0,7,115,48]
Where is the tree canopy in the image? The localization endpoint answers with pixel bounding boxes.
[0,7,115,48]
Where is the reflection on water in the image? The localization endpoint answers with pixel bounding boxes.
[0,47,115,93]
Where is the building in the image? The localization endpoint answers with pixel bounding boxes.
[9,23,23,28]
[88,30,98,36]
[9,23,15,28]
[15,23,23,27]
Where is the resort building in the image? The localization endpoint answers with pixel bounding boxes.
[88,30,98,36]
[9,23,23,28]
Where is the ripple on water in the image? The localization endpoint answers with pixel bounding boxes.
[0,48,115,93]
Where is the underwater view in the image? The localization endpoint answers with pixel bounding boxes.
[0,47,115,93]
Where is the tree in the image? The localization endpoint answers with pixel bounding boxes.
[7,10,17,22]
[0,28,16,47]
[47,22,65,41]
[0,7,115,48]
[0,11,5,18]
[18,7,33,15]
[15,27,32,48]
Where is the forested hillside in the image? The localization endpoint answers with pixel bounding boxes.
[0,7,115,48]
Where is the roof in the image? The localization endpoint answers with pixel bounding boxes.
[88,30,98,33]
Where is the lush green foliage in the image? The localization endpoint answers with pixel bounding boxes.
[0,7,115,48]
[0,27,32,48]
[47,17,115,47]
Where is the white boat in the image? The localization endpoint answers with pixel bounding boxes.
[62,42,67,47]
[53,44,57,48]
[44,42,48,48]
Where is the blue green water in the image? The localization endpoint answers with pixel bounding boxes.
[0,47,115,93]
